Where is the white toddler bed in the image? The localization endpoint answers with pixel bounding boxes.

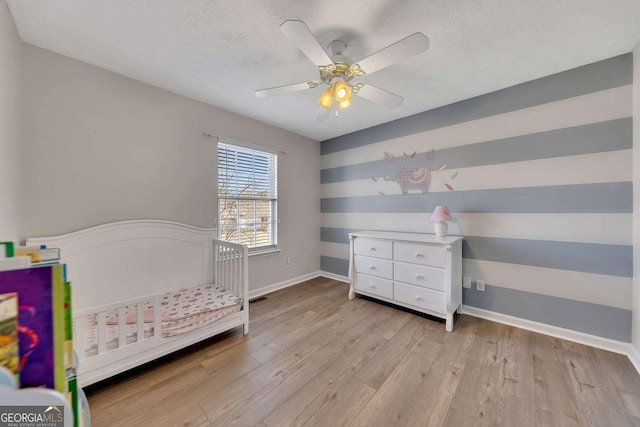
[27,220,248,387]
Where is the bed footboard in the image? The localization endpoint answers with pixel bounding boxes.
[214,239,249,334]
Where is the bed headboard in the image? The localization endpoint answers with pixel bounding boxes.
[27,220,215,311]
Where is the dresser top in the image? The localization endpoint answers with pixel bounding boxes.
[349,230,463,245]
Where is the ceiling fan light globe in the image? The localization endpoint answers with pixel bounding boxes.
[338,99,352,110]
[318,86,334,109]
[334,81,351,102]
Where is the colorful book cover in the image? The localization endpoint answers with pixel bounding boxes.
[0,265,65,391]
[63,281,79,427]
[0,242,14,258]
[0,292,18,383]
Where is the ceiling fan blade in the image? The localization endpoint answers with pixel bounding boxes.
[317,106,331,122]
[355,84,404,108]
[355,33,429,75]
[280,20,333,67]
[255,81,318,98]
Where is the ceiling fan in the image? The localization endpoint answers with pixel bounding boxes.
[255,20,430,120]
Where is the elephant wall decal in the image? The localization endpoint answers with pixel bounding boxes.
[384,166,432,195]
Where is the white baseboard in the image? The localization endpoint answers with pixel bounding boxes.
[628,345,640,373]
[249,270,351,300]
[461,305,633,356]
[249,271,323,300]
[319,271,349,283]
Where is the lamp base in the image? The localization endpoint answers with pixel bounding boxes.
[434,221,448,237]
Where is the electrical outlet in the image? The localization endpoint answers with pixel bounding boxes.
[476,279,485,292]
[463,276,472,288]
[285,257,291,268]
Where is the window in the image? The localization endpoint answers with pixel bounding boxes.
[217,141,278,252]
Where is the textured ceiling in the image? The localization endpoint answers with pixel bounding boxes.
[6,0,640,141]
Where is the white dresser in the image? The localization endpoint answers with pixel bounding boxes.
[348,231,463,331]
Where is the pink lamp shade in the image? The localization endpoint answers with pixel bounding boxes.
[430,205,452,222]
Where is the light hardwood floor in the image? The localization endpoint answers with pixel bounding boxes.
[86,277,640,426]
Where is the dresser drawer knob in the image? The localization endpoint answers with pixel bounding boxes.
[415,253,424,258]
[369,265,376,271]
[369,284,376,289]
[369,247,376,252]
[415,274,424,280]
[415,295,424,301]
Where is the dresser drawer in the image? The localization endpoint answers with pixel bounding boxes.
[354,238,392,259]
[394,282,446,314]
[394,261,446,291]
[394,242,446,268]
[354,273,393,299]
[354,255,393,279]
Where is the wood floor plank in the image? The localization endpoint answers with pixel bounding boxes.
[595,348,640,422]
[118,400,210,427]
[87,333,223,413]
[531,334,580,427]
[91,364,212,426]
[395,315,482,427]
[85,279,640,427]
[562,340,634,427]
[206,344,345,426]
[491,326,536,427]
[399,360,464,427]
[250,298,371,364]
[370,307,412,341]
[436,313,480,370]
[207,304,388,427]
[301,378,376,427]
[194,297,378,422]
[353,315,426,389]
[262,332,387,427]
[348,322,441,427]
[448,320,509,424]
[443,408,488,427]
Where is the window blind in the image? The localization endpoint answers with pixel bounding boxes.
[217,142,278,250]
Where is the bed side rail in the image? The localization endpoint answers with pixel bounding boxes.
[73,293,164,359]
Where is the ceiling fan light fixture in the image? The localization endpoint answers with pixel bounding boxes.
[338,98,352,110]
[317,85,334,109]
[334,81,351,102]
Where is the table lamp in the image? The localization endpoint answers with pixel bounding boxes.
[430,205,452,237]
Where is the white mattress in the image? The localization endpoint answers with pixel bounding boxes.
[83,284,242,357]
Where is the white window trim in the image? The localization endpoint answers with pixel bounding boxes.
[217,139,278,252]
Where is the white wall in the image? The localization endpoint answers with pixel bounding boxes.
[20,44,320,292]
[0,2,21,241]
[633,42,640,350]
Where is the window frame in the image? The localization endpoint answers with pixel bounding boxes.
[217,139,278,254]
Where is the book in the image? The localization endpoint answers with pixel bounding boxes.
[14,246,60,264]
[0,257,31,272]
[0,265,65,392]
[0,292,18,383]
[0,242,14,258]
[63,281,78,427]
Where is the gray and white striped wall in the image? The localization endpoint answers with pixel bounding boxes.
[320,53,633,343]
